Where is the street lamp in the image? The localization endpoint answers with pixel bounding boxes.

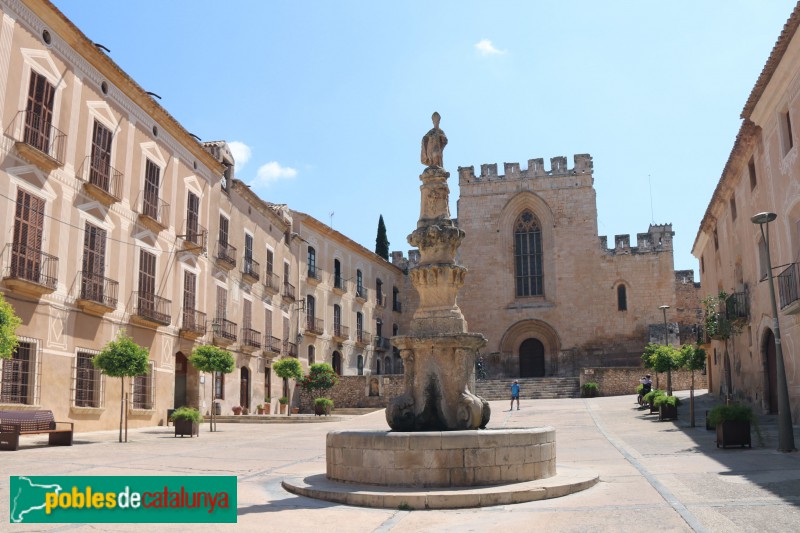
[751,211,796,452]
[659,304,672,395]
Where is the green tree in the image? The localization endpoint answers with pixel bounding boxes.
[189,345,234,432]
[0,293,21,360]
[298,362,339,400]
[679,344,707,427]
[273,357,303,415]
[642,342,681,394]
[375,214,389,260]
[93,331,149,443]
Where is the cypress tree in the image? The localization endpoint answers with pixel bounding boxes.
[375,214,389,260]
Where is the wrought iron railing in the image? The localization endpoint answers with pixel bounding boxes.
[264,335,282,354]
[778,263,800,310]
[216,241,237,268]
[137,190,169,226]
[356,330,371,345]
[264,272,280,293]
[333,276,347,292]
[333,323,349,340]
[4,243,58,289]
[77,155,122,201]
[283,281,295,301]
[133,291,171,325]
[356,286,368,300]
[242,327,262,349]
[306,316,324,335]
[181,219,207,251]
[7,109,66,164]
[374,336,391,351]
[79,271,118,308]
[307,267,322,282]
[243,257,260,281]
[724,291,749,320]
[283,340,298,357]
[212,318,238,342]
[393,300,402,312]
[181,308,206,336]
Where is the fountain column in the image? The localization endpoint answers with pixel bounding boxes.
[386,112,490,431]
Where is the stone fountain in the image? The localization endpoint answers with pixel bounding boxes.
[282,114,598,509]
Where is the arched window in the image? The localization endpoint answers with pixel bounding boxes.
[617,285,627,311]
[334,258,342,289]
[333,304,342,337]
[307,246,316,278]
[356,269,364,298]
[307,345,315,365]
[332,351,342,375]
[376,358,381,375]
[306,295,315,329]
[357,354,364,376]
[393,323,399,336]
[376,278,383,306]
[514,210,543,297]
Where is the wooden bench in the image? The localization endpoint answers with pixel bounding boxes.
[0,410,74,451]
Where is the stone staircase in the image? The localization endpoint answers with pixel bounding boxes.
[475,377,581,401]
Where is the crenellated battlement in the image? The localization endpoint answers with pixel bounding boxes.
[458,154,593,184]
[600,224,674,256]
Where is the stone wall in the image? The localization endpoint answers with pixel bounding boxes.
[299,375,404,412]
[579,367,708,396]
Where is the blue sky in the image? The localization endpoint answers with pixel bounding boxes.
[54,1,796,276]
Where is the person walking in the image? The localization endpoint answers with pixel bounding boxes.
[510,380,520,410]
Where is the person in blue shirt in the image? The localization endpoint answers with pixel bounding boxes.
[510,380,520,410]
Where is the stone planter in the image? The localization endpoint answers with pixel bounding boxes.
[658,404,678,421]
[174,419,199,438]
[291,407,300,414]
[279,404,287,414]
[716,420,751,448]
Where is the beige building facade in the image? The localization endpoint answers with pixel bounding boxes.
[692,3,800,422]
[455,156,697,378]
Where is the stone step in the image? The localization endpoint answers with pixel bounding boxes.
[476,378,581,401]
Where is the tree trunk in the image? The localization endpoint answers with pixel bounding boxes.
[118,377,124,443]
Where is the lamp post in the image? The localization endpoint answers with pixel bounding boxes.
[751,212,795,452]
[660,305,672,395]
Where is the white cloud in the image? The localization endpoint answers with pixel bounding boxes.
[475,39,506,56]
[228,141,252,171]
[251,161,298,186]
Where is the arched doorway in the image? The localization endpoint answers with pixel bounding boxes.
[332,351,342,375]
[519,338,545,377]
[174,352,188,408]
[765,329,778,414]
[240,367,250,410]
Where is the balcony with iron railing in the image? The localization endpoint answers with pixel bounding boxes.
[283,281,296,302]
[2,243,58,297]
[778,262,800,314]
[242,257,260,283]
[723,291,749,320]
[305,316,324,336]
[374,336,391,351]
[333,275,347,294]
[180,308,206,340]
[180,220,207,255]
[6,109,66,171]
[376,292,386,308]
[77,155,122,206]
[264,335,282,355]
[136,190,170,232]
[356,330,371,346]
[263,272,280,295]
[332,323,349,342]
[355,285,368,302]
[76,271,118,316]
[241,327,262,352]
[132,291,171,327]
[212,318,237,346]
[283,339,298,358]
[215,241,237,270]
[307,266,322,285]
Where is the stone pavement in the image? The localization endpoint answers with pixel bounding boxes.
[1,390,799,532]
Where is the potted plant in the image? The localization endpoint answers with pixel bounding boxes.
[279,396,288,414]
[242,407,249,415]
[299,362,339,416]
[580,382,599,398]
[232,405,243,415]
[653,394,681,421]
[264,397,271,414]
[314,398,334,416]
[256,404,265,415]
[272,357,304,416]
[170,406,201,438]
[708,404,754,448]
[643,389,665,414]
